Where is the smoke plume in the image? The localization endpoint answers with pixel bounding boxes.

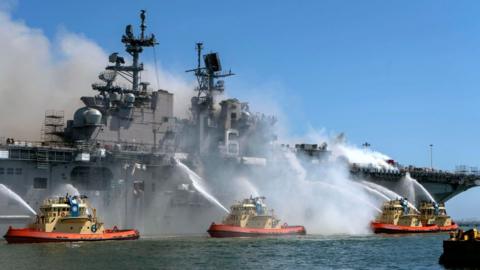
[0,11,194,139]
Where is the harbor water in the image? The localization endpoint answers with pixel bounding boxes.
[0,233,449,270]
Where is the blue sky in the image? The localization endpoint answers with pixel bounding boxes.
[7,1,480,217]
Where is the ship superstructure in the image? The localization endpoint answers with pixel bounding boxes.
[374,198,423,228]
[33,195,102,234]
[419,201,457,231]
[222,196,279,229]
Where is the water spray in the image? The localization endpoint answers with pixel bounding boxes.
[0,184,36,215]
[361,180,420,213]
[175,159,230,213]
[405,172,436,203]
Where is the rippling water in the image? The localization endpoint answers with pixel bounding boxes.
[0,234,450,270]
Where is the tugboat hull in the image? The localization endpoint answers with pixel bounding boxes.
[207,223,306,238]
[3,227,139,244]
[371,222,439,233]
[437,223,458,232]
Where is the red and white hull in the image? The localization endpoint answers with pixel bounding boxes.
[3,227,139,244]
[207,223,306,238]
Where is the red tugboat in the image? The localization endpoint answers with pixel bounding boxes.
[419,201,458,232]
[4,195,139,243]
[371,198,439,233]
[207,196,306,237]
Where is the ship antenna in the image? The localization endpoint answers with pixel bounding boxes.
[196,43,203,71]
[195,42,203,97]
[140,10,146,40]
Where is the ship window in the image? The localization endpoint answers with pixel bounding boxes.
[231,113,237,120]
[15,168,22,175]
[0,168,3,174]
[71,166,112,190]
[33,177,47,189]
[70,227,73,230]
[6,168,13,175]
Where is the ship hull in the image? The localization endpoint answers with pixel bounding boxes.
[437,223,458,232]
[371,222,439,233]
[439,240,480,267]
[207,223,306,238]
[3,227,139,244]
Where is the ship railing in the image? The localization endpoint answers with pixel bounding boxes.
[94,139,156,153]
[0,139,75,150]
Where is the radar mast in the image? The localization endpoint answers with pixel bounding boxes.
[104,9,157,93]
[187,43,234,111]
[186,43,234,154]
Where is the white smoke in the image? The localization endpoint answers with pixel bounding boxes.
[331,143,394,170]
[0,11,104,139]
[295,128,395,170]
[142,63,195,118]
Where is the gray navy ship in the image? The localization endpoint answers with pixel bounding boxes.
[0,11,277,234]
[0,11,479,234]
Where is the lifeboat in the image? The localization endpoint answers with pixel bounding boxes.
[371,198,439,233]
[3,194,139,244]
[207,196,306,238]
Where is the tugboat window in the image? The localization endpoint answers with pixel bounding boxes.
[0,168,4,174]
[6,168,13,175]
